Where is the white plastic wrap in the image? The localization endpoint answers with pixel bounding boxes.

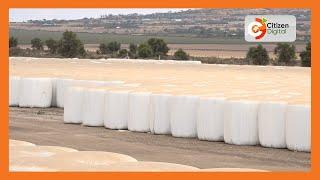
[82,89,105,126]
[170,95,199,138]
[286,105,311,152]
[56,78,74,108]
[149,94,172,134]
[223,100,259,145]
[51,78,57,107]
[19,78,52,108]
[197,97,225,141]
[9,76,20,106]
[128,92,151,132]
[104,91,130,129]
[258,102,287,148]
[63,87,84,124]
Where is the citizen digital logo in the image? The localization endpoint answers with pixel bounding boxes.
[245,15,296,42]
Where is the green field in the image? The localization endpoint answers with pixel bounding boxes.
[10,29,249,45]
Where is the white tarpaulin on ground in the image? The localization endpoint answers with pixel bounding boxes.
[224,100,259,145]
[128,92,151,132]
[19,78,52,108]
[258,102,287,148]
[197,97,225,141]
[9,76,20,106]
[82,89,105,126]
[64,87,84,124]
[104,91,130,129]
[286,105,311,152]
[56,78,74,108]
[170,95,199,138]
[149,94,172,134]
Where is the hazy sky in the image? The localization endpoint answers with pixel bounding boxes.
[9,8,192,22]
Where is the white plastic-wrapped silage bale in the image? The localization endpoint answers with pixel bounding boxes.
[19,78,52,108]
[56,78,74,108]
[149,94,172,134]
[128,92,151,132]
[64,87,84,124]
[9,76,20,106]
[258,102,287,148]
[197,97,225,141]
[223,100,259,145]
[286,105,311,152]
[104,90,130,129]
[82,89,105,126]
[170,95,199,138]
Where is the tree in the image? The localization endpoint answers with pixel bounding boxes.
[107,41,121,53]
[300,42,311,67]
[31,38,44,50]
[129,43,138,58]
[147,38,169,57]
[118,49,128,58]
[9,36,18,48]
[274,43,296,65]
[45,38,59,54]
[173,49,189,60]
[138,43,153,58]
[98,43,108,54]
[246,44,269,65]
[58,31,86,58]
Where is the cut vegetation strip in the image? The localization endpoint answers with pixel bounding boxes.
[258,102,287,148]
[286,105,311,152]
[19,78,52,108]
[197,97,225,141]
[170,95,199,138]
[224,100,259,145]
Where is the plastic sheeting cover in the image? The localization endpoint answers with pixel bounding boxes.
[9,76,20,106]
[19,78,52,108]
[56,78,74,108]
[224,100,259,145]
[128,92,151,132]
[258,102,287,148]
[170,95,199,138]
[286,105,311,152]
[149,94,172,134]
[104,91,130,129]
[82,89,105,126]
[197,97,225,141]
[64,87,84,124]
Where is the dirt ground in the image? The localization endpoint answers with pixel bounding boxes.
[9,107,310,171]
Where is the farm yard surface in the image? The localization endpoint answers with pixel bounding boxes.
[9,57,311,171]
[9,107,310,171]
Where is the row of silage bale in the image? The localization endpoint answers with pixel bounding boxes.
[9,76,20,106]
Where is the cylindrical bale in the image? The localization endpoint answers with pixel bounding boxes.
[258,102,287,148]
[170,95,199,138]
[197,97,225,141]
[149,93,172,134]
[19,78,52,108]
[286,105,311,152]
[9,76,20,106]
[64,87,84,124]
[56,78,74,108]
[104,90,130,129]
[82,89,105,126]
[223,100,259,145]
[128,92,151,132]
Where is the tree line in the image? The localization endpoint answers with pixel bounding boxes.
[9,30,311,67]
